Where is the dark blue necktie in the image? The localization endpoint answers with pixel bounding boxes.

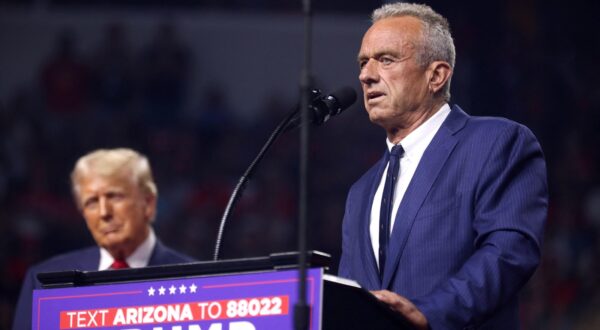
[379,144,404,278]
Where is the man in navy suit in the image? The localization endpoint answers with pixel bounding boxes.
[13,148,194,330]
[338,3,548,329]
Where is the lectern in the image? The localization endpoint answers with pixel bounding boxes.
[33,251,411,329]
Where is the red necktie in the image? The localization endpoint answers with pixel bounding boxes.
[110,259,130,269]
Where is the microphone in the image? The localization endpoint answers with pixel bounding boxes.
[310,86,357,125]
[286,86,357,130]
[212,86,356,261]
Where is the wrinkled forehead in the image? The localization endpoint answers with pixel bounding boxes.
[75,168,138,196]
[359,17,422,59]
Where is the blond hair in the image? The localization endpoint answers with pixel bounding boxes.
[71,148,158,205]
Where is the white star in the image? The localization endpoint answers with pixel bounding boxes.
[179,284,187,294]
[169,285,177,295]
[158,286,166,295]
[189,283,197,293]
[148,287,155,296]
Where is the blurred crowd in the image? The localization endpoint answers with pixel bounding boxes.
[1,1,599,329]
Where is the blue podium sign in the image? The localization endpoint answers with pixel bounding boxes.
[33,268,324,330]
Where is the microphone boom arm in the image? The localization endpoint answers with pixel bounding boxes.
[212,87,356,261]
[212,104,301,261]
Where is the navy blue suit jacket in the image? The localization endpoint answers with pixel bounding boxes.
[338,105,548,329]
[12,240,194,330]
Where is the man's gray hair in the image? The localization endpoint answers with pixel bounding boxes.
[373,2,455,101]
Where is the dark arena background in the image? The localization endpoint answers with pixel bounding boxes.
[1,0,598,328]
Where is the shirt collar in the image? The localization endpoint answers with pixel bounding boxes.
[98,228,156,270]
[386,103,451,160]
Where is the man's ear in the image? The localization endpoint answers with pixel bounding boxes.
[427,61,452,94]
[144,194,157,222]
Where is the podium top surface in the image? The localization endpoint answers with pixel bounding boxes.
[38,250,331,288]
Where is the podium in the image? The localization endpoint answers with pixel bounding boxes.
[33,251,412,329]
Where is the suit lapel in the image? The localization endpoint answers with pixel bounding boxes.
[77,247,101,270]
[148,239,165,266]
[359,150,389,289]
[382,105,469,289]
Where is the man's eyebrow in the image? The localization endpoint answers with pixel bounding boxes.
[357,51,381,63]
[357,49,401,63]
[82,195,97,205]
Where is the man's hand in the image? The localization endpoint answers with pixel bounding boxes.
[371,290,429,330]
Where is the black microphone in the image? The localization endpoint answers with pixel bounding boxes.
[286,86,357,130]
[310,86,357,125]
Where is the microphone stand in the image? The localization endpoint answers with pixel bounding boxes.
[212,89,321,261]
[212,107,298,261]
[213,1,315,327]
[295,0,312,328]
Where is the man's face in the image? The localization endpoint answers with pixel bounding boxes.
[76,170,155,257]
[358,16,431,129]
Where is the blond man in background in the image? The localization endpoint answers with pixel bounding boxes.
[13,148,194,329]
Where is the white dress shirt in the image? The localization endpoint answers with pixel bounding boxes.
[370,104,451,268]
[98,228,156,270]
